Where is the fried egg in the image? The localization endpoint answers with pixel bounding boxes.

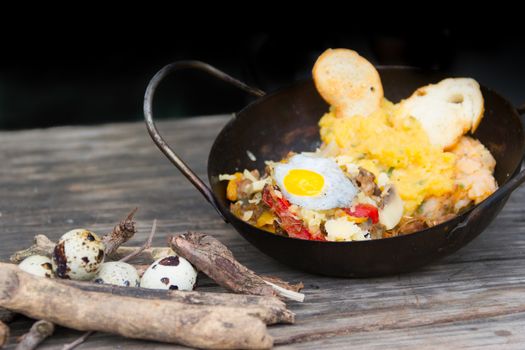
[273,154,357,210]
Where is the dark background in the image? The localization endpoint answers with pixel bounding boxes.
[1,28,525,130]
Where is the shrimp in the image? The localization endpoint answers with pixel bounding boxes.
[450,136,498,208]
[410,136,498,229]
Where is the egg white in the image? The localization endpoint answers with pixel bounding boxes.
[273,154,357,210]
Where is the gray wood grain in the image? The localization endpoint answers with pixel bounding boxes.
[1,115,525,349]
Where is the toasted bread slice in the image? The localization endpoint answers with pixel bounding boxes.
[400,78,484,150]
[313,48,383,118]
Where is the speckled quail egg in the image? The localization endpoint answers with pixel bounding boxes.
[18,255,54,278]
[52,229,105,280]
[93,261,140,287]
[140,255,197,291]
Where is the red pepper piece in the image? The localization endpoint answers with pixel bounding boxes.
[344,203,379,224]
[262,185,324,241]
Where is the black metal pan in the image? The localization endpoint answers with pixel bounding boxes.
[144,61,525,277]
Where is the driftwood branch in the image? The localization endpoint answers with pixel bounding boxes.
[15,319,54,350]
[170,232,305,302]
[0,263,278,349]
[170,232,275,296]
[0,321,8,348]
[10,235,55,263]
[101,207,138,256]
[58,278,294,325]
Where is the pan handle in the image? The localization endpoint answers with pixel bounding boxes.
[143,61,265,222]
[448,106,525,236]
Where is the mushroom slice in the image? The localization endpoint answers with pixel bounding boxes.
[379,185,404,230]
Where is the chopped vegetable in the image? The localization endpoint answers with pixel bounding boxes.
[262,185,324,241]
[344,204,379,224]
[256,211,275,228]
[226,172,242,201]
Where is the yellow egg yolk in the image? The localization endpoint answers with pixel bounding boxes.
[283,169,325,196]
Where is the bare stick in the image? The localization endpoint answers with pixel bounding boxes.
[0,263,273,349]
[261,275,304,293]
[61,331,93,350]
[264,281,305,302]
[56,278,294,324]
[10,235,55,263]
[0,321,8,348]
[15,319,54,350]
[170,232,275,296]
[119,219,156,263]
[102,207,138,256]
[170,232,305,302]
[108,246,174,263]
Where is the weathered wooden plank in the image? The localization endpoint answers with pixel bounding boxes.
[1,115,525,349]
[276,313,525,349]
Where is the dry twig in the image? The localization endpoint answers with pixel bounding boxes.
[119,219,156,263]
[261,275,304,293]
[61,331,93,350]
[10,235,55,263]
[101,207,138,256]
[170,232,305,302]
[15,319,54,350]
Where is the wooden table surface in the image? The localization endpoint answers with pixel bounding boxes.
[1,115,525,349]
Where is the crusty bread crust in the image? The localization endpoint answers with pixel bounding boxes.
[313,48,383,118]
[400,78,484,150]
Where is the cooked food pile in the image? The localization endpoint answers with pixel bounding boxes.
[222,48,498,241]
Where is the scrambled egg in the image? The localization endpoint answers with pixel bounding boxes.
[319,99,457,214]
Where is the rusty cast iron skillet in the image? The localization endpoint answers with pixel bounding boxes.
[144,61,525,277]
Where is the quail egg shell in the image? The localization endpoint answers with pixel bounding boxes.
[140,255,197,291]
[93,261,140,287]
[52,229,105,280]
[18,255,54,278]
